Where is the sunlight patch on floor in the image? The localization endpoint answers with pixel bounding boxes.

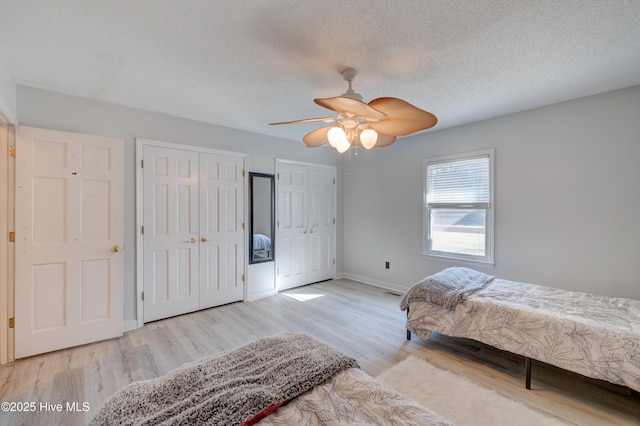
[283,293,325,302]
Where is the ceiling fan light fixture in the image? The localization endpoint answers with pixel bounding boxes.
[359,128,378,149]
[270,67,437,154]
[328,126,348,148]
[335,138,351,153]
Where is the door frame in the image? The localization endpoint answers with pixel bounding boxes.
[275,159,337,290]
[135,138,247,328]
[0,122,14,364]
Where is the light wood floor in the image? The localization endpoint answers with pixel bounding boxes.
[1,279,638,425]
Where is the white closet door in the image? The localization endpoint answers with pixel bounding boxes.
[307,166,335,283]
[142,145,200,322]
[277,163,309,290]
[199,152,244,308]
[277,161,336,291]
[15,126,123,358]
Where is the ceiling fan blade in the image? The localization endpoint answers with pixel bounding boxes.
[270,117,335,125]
[314,96,388,120]
[302,126,332,147]
[373,132,397,147]
[367,97,437,136]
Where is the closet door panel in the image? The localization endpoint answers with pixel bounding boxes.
[307,166,335,283]
[142,146,200,323]
[277,164,309,290]
[199,153,244,308]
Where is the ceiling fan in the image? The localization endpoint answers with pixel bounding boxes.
[270,68,437,152]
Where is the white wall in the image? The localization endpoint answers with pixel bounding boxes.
[0,57,16,123]
[15,85,346,325]
[344,85,640,300]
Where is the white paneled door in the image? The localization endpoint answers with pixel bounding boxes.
[142,146,200,322]
[199,153,244,308]
[15,126,123,358]
[141,142,245,323]
[307,166,335,284]
[277,161,335,290]
[277,163,308,290]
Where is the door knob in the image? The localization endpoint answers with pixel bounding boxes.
[309,228,315,234]
[111,245,120,253]
[201,237,208,242]
[303,229,308,234]
[188,237,197,243]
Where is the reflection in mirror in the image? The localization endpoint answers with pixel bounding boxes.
[249,172,275,264]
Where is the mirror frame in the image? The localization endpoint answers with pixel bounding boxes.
[249,172,275,264]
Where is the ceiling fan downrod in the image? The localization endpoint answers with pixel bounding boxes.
[340,68,363,101]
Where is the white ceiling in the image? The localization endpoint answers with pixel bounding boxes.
[2,0,640,143]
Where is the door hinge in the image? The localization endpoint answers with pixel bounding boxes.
[141,159,144,168]
[277,173,280,180]
[242,222,245,230]
[242,170,245,177]
[8,317,14,328]
[241,274,245,282]
[333,178,336,184]
[277,220,279,228]
[333,218,335,225]
[141,292,144,301]
[8,231,15,242]
[141,226,144,235]
[333,258,336,265]
[9,146,16,157]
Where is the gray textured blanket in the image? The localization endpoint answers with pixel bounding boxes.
[400,267,494,311]
[91,332,359,426]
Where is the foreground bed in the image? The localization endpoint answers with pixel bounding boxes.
[92,332,452,425]
[401,267,640,393]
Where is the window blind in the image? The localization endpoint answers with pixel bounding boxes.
[426,155,490,204]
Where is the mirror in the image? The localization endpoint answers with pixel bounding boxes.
[249,172,275,264]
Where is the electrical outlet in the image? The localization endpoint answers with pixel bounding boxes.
[385,261,390,269]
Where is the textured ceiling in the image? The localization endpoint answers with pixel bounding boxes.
[2,0,640,143]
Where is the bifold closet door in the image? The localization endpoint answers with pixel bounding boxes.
[306,166,335,284]
[142,146,200,323]
[142,144,245,323]
[277,163,309,290]
[199,152,244,308]
[277,162,335,291]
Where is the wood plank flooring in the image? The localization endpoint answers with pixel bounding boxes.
[1,279,638,425]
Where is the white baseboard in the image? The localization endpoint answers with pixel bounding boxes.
[341,273,407,295]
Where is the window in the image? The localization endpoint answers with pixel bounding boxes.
[423,149,494,264]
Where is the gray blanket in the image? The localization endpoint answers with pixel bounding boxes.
[400,267,494,311]
[91,332,359,426]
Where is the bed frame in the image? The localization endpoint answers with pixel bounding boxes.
[403,276,640,394]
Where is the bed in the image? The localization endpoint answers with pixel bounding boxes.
[253,233,272,259]
[401,267,640,393]
[91,332,452,426]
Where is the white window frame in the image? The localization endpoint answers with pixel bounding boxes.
[423,149,495,265]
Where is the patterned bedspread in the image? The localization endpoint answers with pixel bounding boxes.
[404,278,640,392]
[257,368,453,426]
